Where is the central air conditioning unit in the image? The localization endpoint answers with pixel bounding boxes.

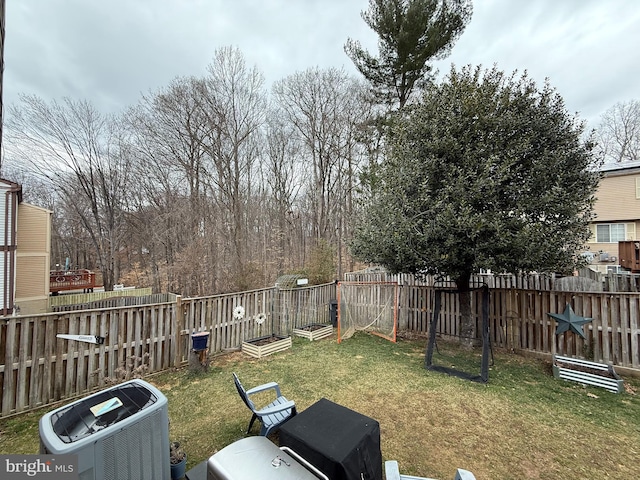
[39,380,170,480]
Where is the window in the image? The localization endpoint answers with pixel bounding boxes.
[607,266,628,274]
[596,224,626,243]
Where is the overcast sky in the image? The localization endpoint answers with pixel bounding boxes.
[4,0,640,128]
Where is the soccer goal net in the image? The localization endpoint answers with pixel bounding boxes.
[337,281,399,343]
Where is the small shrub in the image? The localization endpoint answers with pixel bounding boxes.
[103,353,150,385]
[170,441,186,464]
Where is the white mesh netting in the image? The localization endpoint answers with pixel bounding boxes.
[337,281,399,343]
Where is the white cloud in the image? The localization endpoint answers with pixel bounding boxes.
[4,0,639,128]
[432,0,640,127]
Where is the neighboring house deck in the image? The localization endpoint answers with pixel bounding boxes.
[49,268,96,294]
[585,161,640,273]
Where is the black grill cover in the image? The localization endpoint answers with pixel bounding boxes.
[279,398,382,480]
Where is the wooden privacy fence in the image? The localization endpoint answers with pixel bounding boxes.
[0,283,336,417]
[345,270,557,290]
[176,283,336,363]
[3,279,640,418]
[401,286,640,370]
[346,269,640,293]
[0,301,176,418]
[52,293,176,312]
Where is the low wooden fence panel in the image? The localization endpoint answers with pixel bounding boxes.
[346,271,556,290]
[49,288,154,308]
[0,303,176,417]
[399,286,640,370]
[52,293,175,312]
[178,283,337,363]
[179,288,276,362]
[497,290,640,368]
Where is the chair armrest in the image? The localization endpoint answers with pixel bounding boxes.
[454,469,476,480]
[386,460,439,480]
[246,381,282,397]
[385,461,401,480]
[256,399,296,415]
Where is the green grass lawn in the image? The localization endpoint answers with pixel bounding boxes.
[1,332,639,479]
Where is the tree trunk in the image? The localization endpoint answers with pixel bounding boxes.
[456,272,474,348]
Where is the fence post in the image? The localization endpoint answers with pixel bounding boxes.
[175,295,183,368]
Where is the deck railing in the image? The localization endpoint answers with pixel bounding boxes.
[49,269,97,293]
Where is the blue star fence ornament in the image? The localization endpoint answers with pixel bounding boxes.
[547,304,593,339]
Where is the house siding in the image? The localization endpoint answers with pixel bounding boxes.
[0,179,19,315]
[593,171,640,221]
[586,164,640,273]
[15,202,51,315]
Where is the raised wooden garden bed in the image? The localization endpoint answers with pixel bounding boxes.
[552,354,624,393]
[241,335,292,359]
[292,323,333,341]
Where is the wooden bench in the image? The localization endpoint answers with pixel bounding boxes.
[552,355,625,393]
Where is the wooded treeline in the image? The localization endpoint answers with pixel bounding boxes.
[3,47,379,295]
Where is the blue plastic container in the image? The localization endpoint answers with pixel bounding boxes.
[191,332,209,351]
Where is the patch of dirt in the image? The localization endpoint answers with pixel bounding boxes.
[298,324,329,332]
[247,335,287,347]
[397,331,428,341]
[210,350,246,367]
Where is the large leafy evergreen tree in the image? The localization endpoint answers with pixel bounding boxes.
[351,66,600,343]
[345,0,472,108]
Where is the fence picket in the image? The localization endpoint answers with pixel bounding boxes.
[611,297,620,364]
[77,314,88,393]
[29,318,42,409]
[15,320,28,411]
[601,296,611,363]
[631,299,640,368]
[620,298,630,366]
[43,316,54,403]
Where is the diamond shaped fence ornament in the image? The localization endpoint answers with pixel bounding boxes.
[547,304,593,339]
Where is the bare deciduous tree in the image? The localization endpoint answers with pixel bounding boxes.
[199,46,267,290]
[4,48,379,295]
[596,99,640,163]
[264,112,304,274]
[273,67,371,277]
[5,95,131,290]
[126,76,212,294]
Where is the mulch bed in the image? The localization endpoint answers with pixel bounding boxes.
[246,335,287,347]
[297,324,328,332]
